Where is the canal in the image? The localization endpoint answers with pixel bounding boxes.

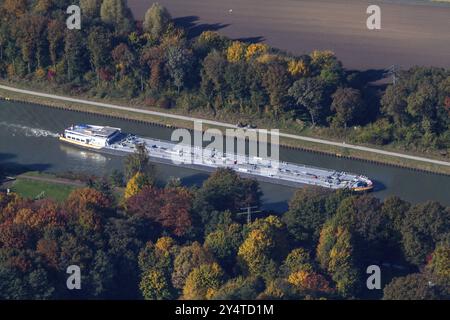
[1,100,449,211]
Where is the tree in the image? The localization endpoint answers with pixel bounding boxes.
[226,41,246,63]
[140,269,174,300]
[204,223,244,270]
[400,201,449,266]
[158,187,194,237]
[138,238,177,275]
[64,29,86,81]
[381,196,411,233]
[109,169,125,188]
[381,83,409,126]
[332,195,391,262]
[282,248,314,274]
[65,188,112,230]
[15,14,47,73]
[100,0,134,34]
[47,19,65,67]
[282,186,343,245]
[200,50,228,108]
[261,61,291,114]
[195,168,261,214]
[195,31,229,56]
[316,223,360,298]
[245,43,269,61]
[383,273,441,300]
[289,77,327,126]
[2,0,27,17]
[426,244,450,282]
[33,0,53,14]
[124,173,152,200]
[212,276,264,300]
[237,216,289,279]
[166,44,193,93]
[87,26,112,83]
[140,45,166,90]
[287,270,333,297]
[183,263,224,299]
[310,50,343,87]
[126,186,194,237]
[171,242,215,290]
[331,87,365,128]
[80,0,102,19]
[143,3,172,40]
[288,59,309,77]
[224,61,250,109]
[111,43,135,79]
[124,143,156,181]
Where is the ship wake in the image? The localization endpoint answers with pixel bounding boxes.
[0,122,59,138]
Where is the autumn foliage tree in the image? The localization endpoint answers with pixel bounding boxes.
[126,186,194,237]
[316,222,360,298]
[183,262,225,300]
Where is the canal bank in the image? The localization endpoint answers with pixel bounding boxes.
[0,82,449,176]
[1,100,449,208]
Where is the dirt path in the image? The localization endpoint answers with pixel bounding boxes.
[16,174,86,187]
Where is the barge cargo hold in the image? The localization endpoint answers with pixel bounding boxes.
[59,124,374,192]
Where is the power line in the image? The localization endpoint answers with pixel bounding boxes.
[237,206,262,224]
[385,65,399,86]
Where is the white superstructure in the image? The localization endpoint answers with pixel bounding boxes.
[60,124,122,149]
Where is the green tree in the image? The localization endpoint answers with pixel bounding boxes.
[100,0,134,34]
[212,276,264,300]
[166,44,193,93]
[87,26,112,83]
[200,50,228,108]
[331,195,391,262]
[195,168,261,213]
[316,223,360,298]
[15,14,47,73]
[238,216,289,279]
[143,3,172,40]
[183,262,224,299]
[400,201,449,266]
[64,30,86,81]
[124,144,156,182]
[140,269,174,300]
[331,87,365,128]
[171,242,215,290]
[383,273,441,300]
[282,187,346,245]
[47,19,65,67]
[80,0,102,19]
[204,223,244,270]
[261,61,291,114]
[282,248,314,274]
[289,77,327,126]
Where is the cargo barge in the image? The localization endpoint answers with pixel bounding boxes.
[60,124,374,192]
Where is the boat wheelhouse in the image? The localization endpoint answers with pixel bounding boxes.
[60,124,122,149]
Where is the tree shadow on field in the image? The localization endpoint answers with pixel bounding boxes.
[173,16,230,39]
[346,68,389,88]
[235,36,265,44]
